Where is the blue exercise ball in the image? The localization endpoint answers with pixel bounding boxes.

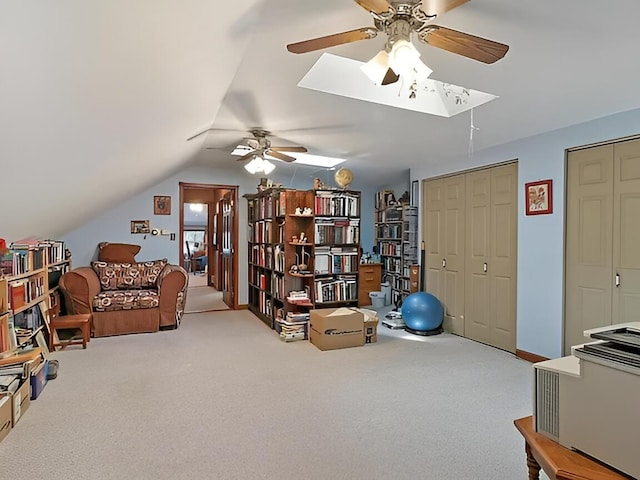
[402,292,444,334]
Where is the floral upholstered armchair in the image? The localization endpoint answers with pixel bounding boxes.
[59,243,188,337]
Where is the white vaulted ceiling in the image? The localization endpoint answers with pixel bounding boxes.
[4,0,640,240]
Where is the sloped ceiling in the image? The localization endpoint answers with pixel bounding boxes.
[1,0,264,241]
[4,0,640,242]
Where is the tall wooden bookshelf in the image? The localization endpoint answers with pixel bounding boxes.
[0,240,71,355]
[313,189,360,307]
[245,188,285,328]
[245,188,362,333]
[375,194,418,306]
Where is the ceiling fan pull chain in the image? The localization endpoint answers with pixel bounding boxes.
[468,108,479,158]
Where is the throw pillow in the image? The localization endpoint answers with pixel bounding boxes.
[92,259,168,291]
[98,243,141,263]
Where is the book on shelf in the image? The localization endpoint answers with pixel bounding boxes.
[0,314,18,354]
[9,282,26,310]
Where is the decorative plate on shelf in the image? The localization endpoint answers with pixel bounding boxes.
[334,167,354,189]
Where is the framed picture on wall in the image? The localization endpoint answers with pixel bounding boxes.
[154,195,171,215]
[525,179,553,215]
[131,220,150,234]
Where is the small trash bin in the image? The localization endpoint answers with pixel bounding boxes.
[369,291,385,309]
[381,282,391,306]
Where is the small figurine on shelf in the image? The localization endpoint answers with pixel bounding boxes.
[295,207,302,215]
[314,177,329,190]
[298,232,307,243]
[299,248,310,272]
[291,235,298,243]
[302,207,312,216]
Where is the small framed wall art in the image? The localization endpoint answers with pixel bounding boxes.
[154,195,171,215]
[131,220,150,234]
[525,179,553,216]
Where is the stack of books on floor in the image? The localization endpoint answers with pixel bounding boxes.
[0,345,52,443]
[275,312,310,342]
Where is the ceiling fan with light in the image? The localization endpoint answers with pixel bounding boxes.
[287,0,509,86]
[206,129,308,174]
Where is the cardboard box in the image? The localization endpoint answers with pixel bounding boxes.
[11,379,30,426]
[353,308,378,344]
[30,360,48,400]
[0,395,12,443]
[309,308,365,351]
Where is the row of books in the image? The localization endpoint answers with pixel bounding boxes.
[376,224,402,239]
[376,207,403,222]
[314,191,359,217]
[382,257,403,274]
[378,241,401,256]
[0,239,67,277]
[375,190,396,211]
[248,219,273,244]
[248,191,283,221]
[314,247,359,275]
[314,276,358,304]
[249,244,287,273]
[8,276,45,310]
[314,218,360,245]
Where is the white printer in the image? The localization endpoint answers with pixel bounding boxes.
[533,322,640,479]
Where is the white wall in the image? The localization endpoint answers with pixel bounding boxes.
[411,107,640,359]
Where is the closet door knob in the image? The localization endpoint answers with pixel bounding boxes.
[616,273,620,287]
[483,262,488,273]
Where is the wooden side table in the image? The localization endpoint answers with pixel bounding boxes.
[514,416,628,480]
[49,314,92,350]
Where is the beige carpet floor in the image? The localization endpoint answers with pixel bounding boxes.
[0,309,537,480]
[184,285,229,313]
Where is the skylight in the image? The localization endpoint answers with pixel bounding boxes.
[297,53,498,117]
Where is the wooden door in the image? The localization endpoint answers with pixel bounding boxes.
[465,169,492,344]
[424,178,444,301]
[442,174,466,335]
[423,175,466,335]
[464,164,517,352]
[565,145,614,353]
[612,139,640,325]
[220,191,236,308]
[488,163,518,352]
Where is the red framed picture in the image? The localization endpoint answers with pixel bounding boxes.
[525,179,553,215]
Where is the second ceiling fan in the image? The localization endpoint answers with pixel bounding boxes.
[287,0,509,85]
[208,128,308,163]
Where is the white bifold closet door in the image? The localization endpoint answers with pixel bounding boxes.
[423,162,517,352]
[565,139,640,354]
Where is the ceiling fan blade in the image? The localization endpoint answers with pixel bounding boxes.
[270,146,308,153]
[287,27,378,54]
[418,26,509,64]
[236,151,257,162]
[381,68,400,86]
[422,0,469,16]
[266,150,296,163]
[353,0,390,14]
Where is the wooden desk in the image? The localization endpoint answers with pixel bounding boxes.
[514,416,628,480]
[358,263,382,307]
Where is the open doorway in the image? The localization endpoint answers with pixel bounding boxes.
[180,182,239,313]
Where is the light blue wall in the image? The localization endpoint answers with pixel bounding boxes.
[61,165,378,305]
[411,107,640,359]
